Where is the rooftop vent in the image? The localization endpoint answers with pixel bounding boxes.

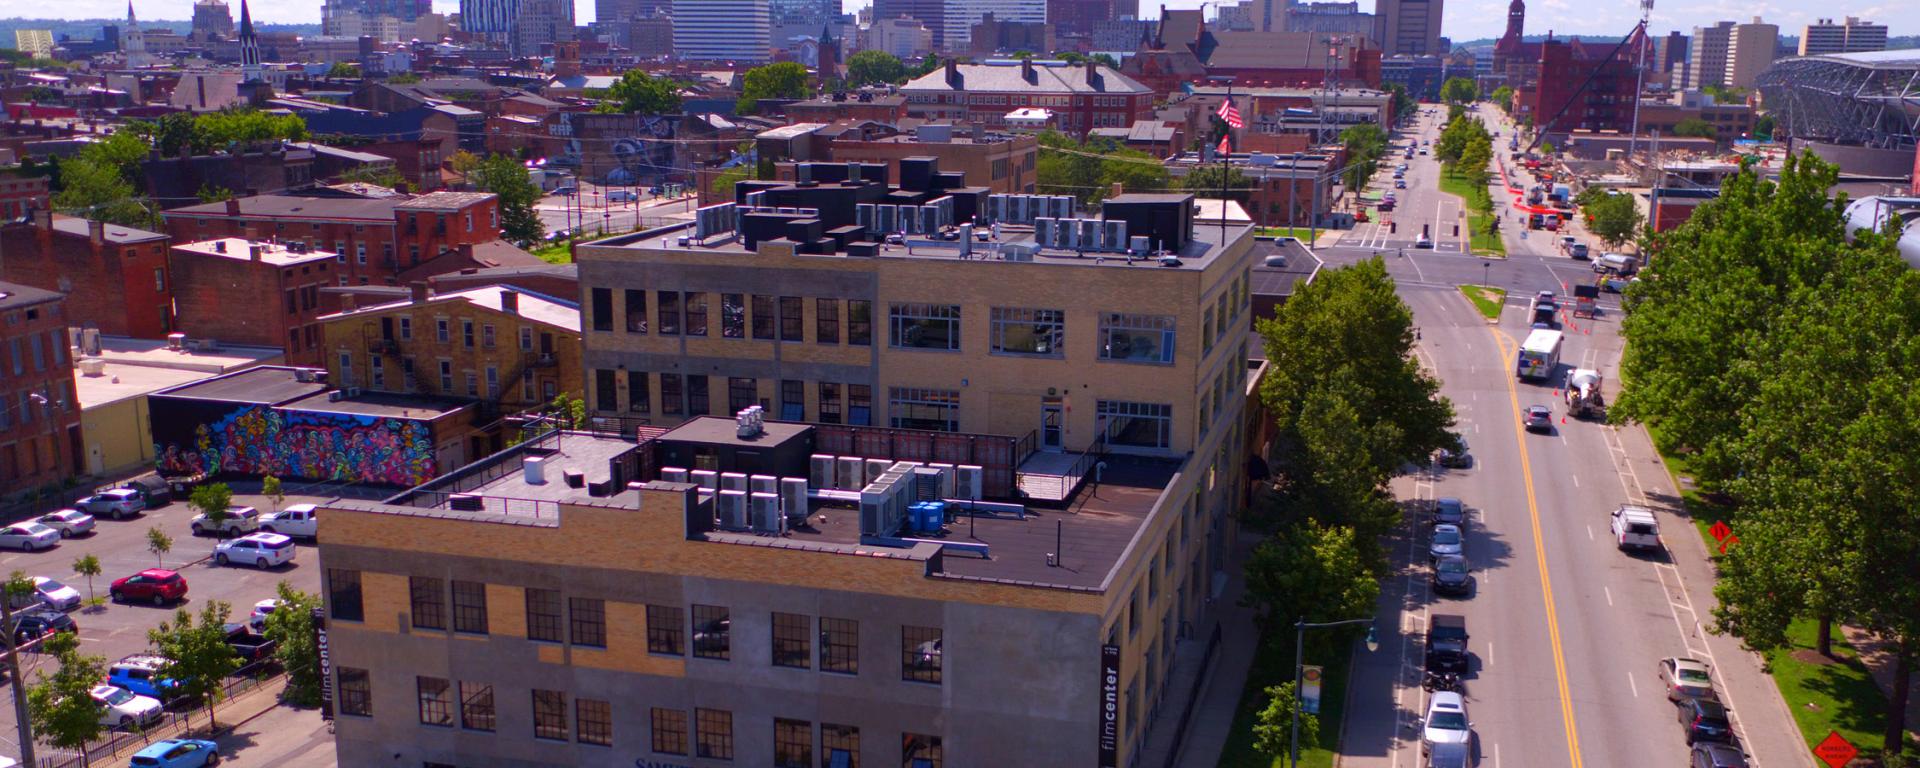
[523,455,547,485]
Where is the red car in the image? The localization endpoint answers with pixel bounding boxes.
[110,569,188,606]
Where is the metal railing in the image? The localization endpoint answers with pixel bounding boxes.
[35,667,285,768]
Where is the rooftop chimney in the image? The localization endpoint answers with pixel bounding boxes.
[224,198,241,216]
[249,244,264,261]
[87,219,104,247]
[214,240,227,253]
[499,289,519,315]
[1021,58,1035,83]
[944,58,960,87]
[410,281,429,303]
[1087,61,1102,87]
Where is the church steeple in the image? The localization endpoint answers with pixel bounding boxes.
[238,0,262,82]
[1503,0,1526,44]
[123,1,150,68]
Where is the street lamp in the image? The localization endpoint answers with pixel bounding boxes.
[1292,617,1378,768]
[1482,261,1491,288]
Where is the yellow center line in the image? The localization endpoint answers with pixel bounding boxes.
[1491,329,1585,768]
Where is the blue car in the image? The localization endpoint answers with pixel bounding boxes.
[130,738,220,766]
[108,655,180,700]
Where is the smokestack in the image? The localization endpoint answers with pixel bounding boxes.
[88,219,105,247]
[944,58,959,87]
[410,281,429,303]
[499,289,519,315]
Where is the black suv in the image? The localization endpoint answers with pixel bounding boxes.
[1425,614,1469,673]
[8,607,77,645]
[1678,698,1735,744]
[1690,743,1748,768]
[1431,555,1472,596]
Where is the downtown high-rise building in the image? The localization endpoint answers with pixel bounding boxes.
[1377,0,1442,55]
[1798,17,1887,56]
[1688,17,1776,90]
[460,0,519,41]
[671,0,772,62]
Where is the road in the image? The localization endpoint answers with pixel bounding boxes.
[0,488,330,765]
[1331,106,1816,768]
[535,182,697,238]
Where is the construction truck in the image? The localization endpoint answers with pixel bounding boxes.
[1572,284,1599,318]
[1565,368,1605,419]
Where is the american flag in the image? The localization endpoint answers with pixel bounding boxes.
[1216,98,1244,129]
[1217,135,1231,157]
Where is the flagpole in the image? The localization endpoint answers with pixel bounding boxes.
[1210,75,1236,245]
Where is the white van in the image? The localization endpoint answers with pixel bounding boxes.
[1610,506,1661,551]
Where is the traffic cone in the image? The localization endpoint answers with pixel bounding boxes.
[1561,416,1567,425]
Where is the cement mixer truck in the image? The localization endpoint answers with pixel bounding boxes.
[1565,368,1605,419]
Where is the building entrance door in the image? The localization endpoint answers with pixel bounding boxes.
[1040,398,1064,451]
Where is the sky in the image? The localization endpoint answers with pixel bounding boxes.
[40,0,1920,47]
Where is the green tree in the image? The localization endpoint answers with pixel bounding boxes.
[1583,190,1642,248]
[1540,140,1555,155]
[1383,83,1416,123]
[467,154,545,244]
[189,482,233,542]
[548,393,588,429]
[1180,164,1254,204]
[335,164,406,188]
[1244,521,1381,634]
[1252,681,1320,759]
[26,630,107,760]
[598,69,682,114]
[1095,146,1169,203]
[448,150,483,178]
[261,475,284,512]
[1010,50,1035,59]
[1490,85,1514,111]
[148,601,243,729]
[1752,113,1775,141]
[51,157,152,229]
[1339,123,1388,191]
[1091,53,1119,69]
[1438,76,1478,105]
[736,62,812,114]
[72,553,103,607]
[196,183,235,203]
[324,61,360,78]
[1671,118,1718,141]
[388,72,421,84]
[192,109,309,151]
[263,582,324,706]
[844,49,906,86]
[709,164,752,199]
[145,526,172,569]
[1035,130,1102,202]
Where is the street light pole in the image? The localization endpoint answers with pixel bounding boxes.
[1292,617,1378,768]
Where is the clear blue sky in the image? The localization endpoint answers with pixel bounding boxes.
[72,0,1919,47]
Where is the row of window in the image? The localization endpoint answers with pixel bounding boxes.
[333,570,943,683]
[591,290,874,346]
[594,372,875,425]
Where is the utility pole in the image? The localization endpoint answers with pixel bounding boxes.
[2,577,37,766]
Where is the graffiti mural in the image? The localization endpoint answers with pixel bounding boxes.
[154,404,436,487]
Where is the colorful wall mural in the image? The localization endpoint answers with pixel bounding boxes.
[152,401,437,487]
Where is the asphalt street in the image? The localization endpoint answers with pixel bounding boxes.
[536,184,696,237]
[1329,108,1817,768]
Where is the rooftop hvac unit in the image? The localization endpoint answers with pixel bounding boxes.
[750,474,778,495]
[876,205,899,234]
[956,465,984,500]
[864,458,892,482]
[1078,218,1102,251]
[780,477,808,520]
[856,204,876,231]
[1130,235,1151,255]
[809,455,836,488]
[750,492,784,534]
[1056,219,1078,250]
[660,467,690,485]
[691,469,720,491]
[449,494,485,512]
[1011,194,1030,224]
[1002,242,1039,261]
[912,466,948,501]
[716,490,748,529]
[929,463,958,498]
[837,456,866,491]
[1049,195,1075,220]
[917,205,938,235]
[522,456,547,485]
[989,194,1010,223]
[928,196,954,228]
[1103,220,1129,253]
[720,472,748,492]
[1034,218,1055,245]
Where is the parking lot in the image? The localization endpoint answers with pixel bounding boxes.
[0,489,328,763]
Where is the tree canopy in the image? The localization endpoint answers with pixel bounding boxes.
[1582,190,1641,248]
[1438,77,1478,105]
[1035,131,1169,205]
[846,50,906,86]
[737,62,812,114]
[1339,123,1389,192]
[1671,117,1717,141]
[598,69,682,115]
[467,154,546,244]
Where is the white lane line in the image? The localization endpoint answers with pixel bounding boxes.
[1604,587,1614,606]
[1627,671,1640,698]
[1571,474,1580,488]
[1487,641,1494,668]
[1559,431,1568,446]
[1475,424,1481,434]
[1495,743,1501,768]
[1586,525,1594,541]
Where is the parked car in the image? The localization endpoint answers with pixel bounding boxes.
[223,624,277,663]
[74,488,146,519]
[31,576,82,611]
[116,474,173,507]
[1677,697,1735,744]
[259,504,318,538]
[1396,179,1408,189]
[1425,741,1470,768]
[129,738,220,767]
[1421,691,1473,753]
[1415,233,1433,248]
[1432,498,1466,528]
[1434,437,1471,469]
[90,684,163,728]
[1524,404,1554,433]
[1610,506,1662,551]
[1429,524,1464,562]
[1690,743,1749,768]
[1431,554,1472,596]
[190,506,260,537]
[6,606,76,645]
[35,509,95,538]
[110,569,188,606]
[107,655,179,700]
[0,522,60,551]
[606,189,638,202]
[248,598,281,632]
[214,532,296,568]
[1426,614,1470,673]
[1659,657,1718,701]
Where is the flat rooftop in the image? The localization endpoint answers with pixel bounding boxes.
[76,363,221,409]
[658,415,812,448]
[152,366,328,405]
[280,390,469,420]
[174,238,337,267]
[405,431,641,510]
[86,335,285,374]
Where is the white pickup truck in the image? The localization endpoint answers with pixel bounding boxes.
[258,504,318,539]
[1610,506,1661,551]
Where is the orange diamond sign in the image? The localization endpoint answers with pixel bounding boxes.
[1814,730,1858,768]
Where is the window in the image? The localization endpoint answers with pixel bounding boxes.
[418,676,452,726]
[452,581,487,634]
[660,374,684,416]
[628,372,650,414]
[775,718,813,768]
[482,324,496,348]
[721,293,746,337]
[590,288,612,332]
[728,377,758,414]
[773,612,811,668]
[533,690,568,741]
[685,292,709,336]
[439,360,453,393]
[780,296,804,341]
[356,242,368,264]
[889,388,959,432]
[780,380,805,421]
[595,369,618,411]
[460,682,495,731]
[902,733,943,768]
[526,588,563,642]
[577,698,613,746]
[465,371,478,397]
[820,617,858,674]
[888,304,961,351]
[848,301,872,345]
[1100,313,1176,364]
[435,318,450,343]
[990,308,1065,357]
[1202,313,1213,354]
[688,375,710,416]
[902,626,942,683]
[658,291,682,335]
[648,604,685,655]
[651,708,688,755]
[1098,401,1173,449]
[570,597,607,647]
[696,708,734,759]
[693,604,730,660]
[624,289,647,333]
[338,667,372,716]
[399,317,413,340]
[410,577,446,630]
[822,723,859,768]
[818,383,842,424]
[519,327,532,349]
[371,356,385,390]
[816,299,839,344]
[849,385,872,426]
[752,295,775,339]
[327,569,362,621]
[485,365,499,398]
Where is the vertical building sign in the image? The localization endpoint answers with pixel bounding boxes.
[1099,643,1121,768]
[313,607,333,720]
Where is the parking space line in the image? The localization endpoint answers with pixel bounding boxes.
[1627,671,1639,698]
[1604,587,1613,607]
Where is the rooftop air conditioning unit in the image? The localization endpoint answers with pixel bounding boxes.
[955,465,984,500]
[1103,220,1128,253]
[1078,218,1102,251]
[838,456,866,490]
[449,494,485,511]
[857,204,876,231]
[750,474,778,495]
[720,472,748,492]
[327,391,345,402]
[864,458,892,482]
[716,489,748,529]
[523,455,547,485]
[660,467,690,485]
[780,477,808,521]
[750,492,784,534]
[809,455,836,488]
[691,469,720,491]
[1034,217,1055,245]
[1049,195,1075,220]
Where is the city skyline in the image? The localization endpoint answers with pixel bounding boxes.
[14,0,1914,46]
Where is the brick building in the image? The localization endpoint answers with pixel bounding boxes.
[161,191,502,287]
[0,213,174,339]
[1514,31,1644,133]
[0,174,50,220]
[901,60,1154,136]
[0,282,82,498]
[169,238,341,364]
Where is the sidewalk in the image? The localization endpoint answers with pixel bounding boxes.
[1840,626,1920,746]
[50,673,291,768]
